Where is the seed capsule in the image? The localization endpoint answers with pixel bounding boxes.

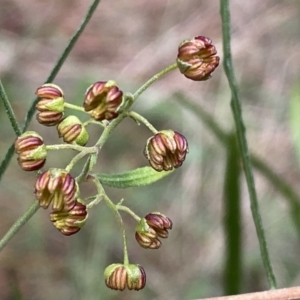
[104,263,146,291]
[50,200,88,236]
[57,115,89,146]
[177,36,220,81]
[35,168,78,212]
[144,130,188,172]
[14,131,47,171]
[135,212,172,249]
[35,83,64,126]
[83,80,124,121]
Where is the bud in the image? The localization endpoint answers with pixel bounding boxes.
[14,131,47,171]
[35,83,64,126]
[135,218,161,249]
[144,130,188,172]
[50,200,88,236]
[145,212,173,238]
[135,213,172,249]
[57,116,89,146]
[177,36,220,81]
[35,168,78,212]
[83,80,124,121]
[104,263,146,291]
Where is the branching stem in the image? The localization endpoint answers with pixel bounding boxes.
[128,111,158,134]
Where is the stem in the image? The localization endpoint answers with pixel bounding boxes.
[86,195,103,209]
[94,65,177,147]
[96,63,178,148]
[89,176,129,265]
[0,201,39,252]
[133,63,178,100]
[64,102,86,112]
[46,144,96,152]
[23,0,102,133]
[0,80,22,136]
[83,119,105,128]
[128,111,158,134]
[96,113,128,147]
[0,0,102,183]
[117,205,141,222]
[0,36,176,254]
[220,0,276,288]
[65,151,92,172]
[104,195,129,265]
[76,156,92,183]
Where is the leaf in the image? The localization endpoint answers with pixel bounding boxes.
[95,166,173,189]
[289,82,300,166]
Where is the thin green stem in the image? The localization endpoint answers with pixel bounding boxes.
[83,119,105,128]
[128,111,158,134]
[133,63,178,100]
[0,201,39,252]
[76,156,92,183]
[64,102,86,112]
[46,144,95,152]
[23,0,102,133]
[220,0,276,288]
[117,205,141,222]
[84,195,98,202]
[0,80,22,136]
[0,37,176,255]
[65,150,93,172]
[96,113,127,148]
[47,145,96,173]
[86,195,103,209]
[89,175,129,265]
[96,63,178,148]
[0,0,102,183]
[103,194,129,265]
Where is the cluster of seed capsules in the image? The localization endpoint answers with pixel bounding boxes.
[13,36,219,291]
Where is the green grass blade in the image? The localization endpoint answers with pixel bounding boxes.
[223,133,242,295]
[220,0,277,288]
[0,80,22,136]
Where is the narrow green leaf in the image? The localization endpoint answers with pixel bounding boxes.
[223,133,242,295]
[0,80,22,136]
[220,0,277,288]
[96,166,173,188]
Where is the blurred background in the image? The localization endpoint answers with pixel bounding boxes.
[1,0,300,299]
